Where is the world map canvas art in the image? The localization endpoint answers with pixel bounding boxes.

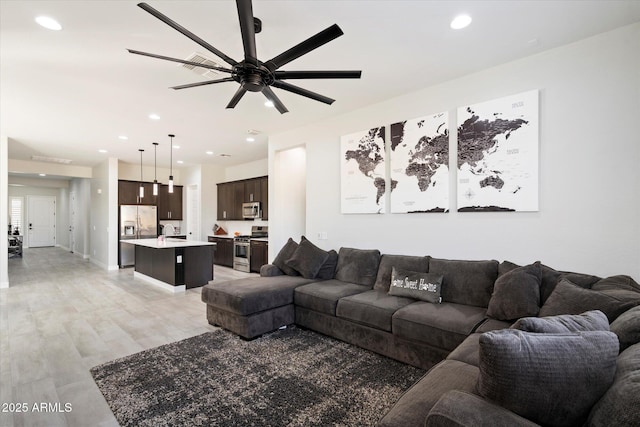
[457,90,539,212]
[341,127,386,214]
[389,113,449,213]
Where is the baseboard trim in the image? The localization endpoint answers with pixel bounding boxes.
[133,271,186,293]
[0,281,8,289]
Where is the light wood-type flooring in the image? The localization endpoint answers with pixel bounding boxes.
[1,247,255,426]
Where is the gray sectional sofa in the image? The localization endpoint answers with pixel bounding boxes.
[201,237,640,426]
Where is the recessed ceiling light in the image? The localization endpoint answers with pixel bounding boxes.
[177,160,184,164]
[173,145,180,149]
[35,16,62,31]
[98,149,107,153]
[206,151,214,155]
[264,100,274,108]
[39,173,46,177]
[450,14,472,30]
[119,135,128,140]
[246,137,255,142]
[149,113,160,120]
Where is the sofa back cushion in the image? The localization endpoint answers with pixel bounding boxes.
[477,329,619,427]
[540,264,600,303]
[335,247,381,287]
[373,254,430,292]
[429,258,499,308]
[609,306,640,352]
[486,262,542,321]
[316,250,339,280]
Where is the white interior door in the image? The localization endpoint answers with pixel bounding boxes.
[28,196,56,247]
[186,184,200,240]
[69,191,76,253]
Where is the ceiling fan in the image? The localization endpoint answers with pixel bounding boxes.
[128,1,362,114]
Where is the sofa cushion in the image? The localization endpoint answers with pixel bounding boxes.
[388,267,443,304]
[426,390,540,427]
[335,247,381,287]
[475,318,513,333]
[392,301,487,351]
[477,329,619,427]
[373,254,430,292]
[610,306,640,352]
[377,360,479,427]
[591,275,640,300]
[316,249,338,280]
[285,236,330,279]
[201,276,315,316]
[446,333,481,367]
[336,290,415,332]
[498,260,520,276]
[539,278,638,322]
[587,343,640,427]
[487,262,542,321]
[294,279,369,315]
[429,258,498,308]
[272,238,300,276]
[512,310,609,333]
[540,264,600,303]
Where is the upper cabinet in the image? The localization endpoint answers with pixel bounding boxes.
[158,185,183,220]
[217,176,268,220]
[118,180,156,205]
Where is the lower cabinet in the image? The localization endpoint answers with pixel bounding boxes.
[209,236,233,268]
[250,240,268,273]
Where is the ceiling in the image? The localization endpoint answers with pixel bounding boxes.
[2,1,640,174]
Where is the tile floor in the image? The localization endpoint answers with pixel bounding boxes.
[1,247,255,427]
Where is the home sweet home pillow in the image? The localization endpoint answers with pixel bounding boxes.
[388,267,443,303]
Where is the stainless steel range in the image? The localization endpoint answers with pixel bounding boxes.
[233,226,268,272]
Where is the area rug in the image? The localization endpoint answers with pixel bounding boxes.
[90,326,425,427]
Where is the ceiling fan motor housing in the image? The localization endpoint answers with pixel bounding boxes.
[233,63,274,92]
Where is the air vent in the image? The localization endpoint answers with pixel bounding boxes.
[31,155,72,164]
[182,52,222,78]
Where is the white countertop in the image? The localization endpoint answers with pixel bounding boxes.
[121,238,215,248]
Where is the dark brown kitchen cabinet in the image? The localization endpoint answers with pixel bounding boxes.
[217,176,268,220]
[250,240,268,273]
[118,180,156,205]
[209,236,233,267]
[158,185,183,220]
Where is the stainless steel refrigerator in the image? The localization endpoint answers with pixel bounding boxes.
[119,205,158,267]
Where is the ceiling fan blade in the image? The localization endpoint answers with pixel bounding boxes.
[272,81,335,105]
[265,24,344,71]
[262,86,289,114]
[171,77,235,90]
[127,49,233,73]
[275,70,362,80]
[226,86,247,109]
[236,0,258,66]
[137,2,238,66]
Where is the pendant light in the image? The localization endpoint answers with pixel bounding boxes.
[152,142,159,196]
[138,149,145,199]
[168,134,175,193]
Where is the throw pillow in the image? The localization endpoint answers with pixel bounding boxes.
[335,247,381,287]
[373,254,430,292]
[539,278,637,322]
[285,236,330,279]
[272,238,300,276]
[477,329,619,427]
[591,275,640,301]
[511,310,609,333]
[486,262,542,321]
[388,267,443,304]
[316,249,338,280]
[610,306,640,352]
[540,264,601,304]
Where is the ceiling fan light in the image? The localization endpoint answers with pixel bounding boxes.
[264,100,274,108]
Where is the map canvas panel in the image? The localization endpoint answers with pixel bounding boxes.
[341,127,386,214]
[457,90,539,212]
[389,112,449,213]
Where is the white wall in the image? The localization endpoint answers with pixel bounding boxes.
[90,158,118,269]
[269,23,640,281]
[69,178,91,258]
[223,158,268,182]
[118,162,179,184]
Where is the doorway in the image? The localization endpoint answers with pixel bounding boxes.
[186,184,200,240]
[27,195,56,247]
[69,191,77,253]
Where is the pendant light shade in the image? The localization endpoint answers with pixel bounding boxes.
[138,149,145,198]
[152,142,159,196]
[168,134,175,193]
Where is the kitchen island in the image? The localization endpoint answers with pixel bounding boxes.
[121,238,216,292]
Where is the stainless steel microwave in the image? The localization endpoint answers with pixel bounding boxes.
[242,202,261,219]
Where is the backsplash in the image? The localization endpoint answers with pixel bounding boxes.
[213,219,268,236]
